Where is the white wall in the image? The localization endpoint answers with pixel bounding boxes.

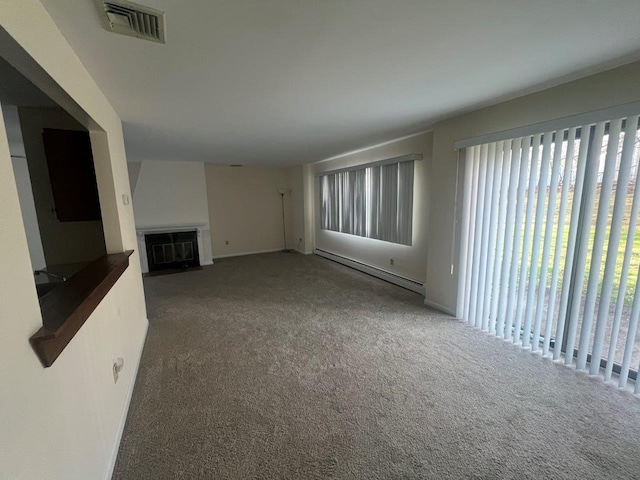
[205,165,295,258]
[3,104,46,271]
[426,60,640,315]
[127,160,141,194]
[129,160,213,263]
[130,161,210,228]
[19,106,107,266]
[0,2,148,479]
[310,131,432,285]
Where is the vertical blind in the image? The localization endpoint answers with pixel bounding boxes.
[459,114,640,390]
[320,160,415,245]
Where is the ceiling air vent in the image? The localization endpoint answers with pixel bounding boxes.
[97,0,165,43]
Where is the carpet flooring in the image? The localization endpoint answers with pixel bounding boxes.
[113,252,640,479]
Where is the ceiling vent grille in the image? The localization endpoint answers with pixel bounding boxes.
[97,0,165,43]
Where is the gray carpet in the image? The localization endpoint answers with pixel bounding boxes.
[113,252,640,479]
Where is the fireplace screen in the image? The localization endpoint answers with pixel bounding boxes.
[144,231,200,271]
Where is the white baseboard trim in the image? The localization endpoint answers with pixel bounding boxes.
[293,249,314,255]
[105,319,149,480]
[314,248,425,295]
[201,260,214,266]
[423,298,456,317]
[213,248,285,259]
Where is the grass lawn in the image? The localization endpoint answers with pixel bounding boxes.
[519,182,640,308]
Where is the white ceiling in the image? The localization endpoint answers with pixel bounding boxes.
[40,0,640,166]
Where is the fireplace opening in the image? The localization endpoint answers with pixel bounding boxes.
[144,231,200,272]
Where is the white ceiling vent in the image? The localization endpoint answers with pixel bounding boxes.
[97,0,165,43]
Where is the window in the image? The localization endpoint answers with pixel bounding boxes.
[319,155,417,246]
[459,114,640,391]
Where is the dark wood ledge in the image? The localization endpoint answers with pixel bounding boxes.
[29,250,134,367]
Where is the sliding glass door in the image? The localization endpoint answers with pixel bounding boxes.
[459,115,640,388]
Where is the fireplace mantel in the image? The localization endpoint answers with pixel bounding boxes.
[136,223,212,273]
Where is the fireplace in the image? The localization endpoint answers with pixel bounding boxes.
[136,223,212,274]
[144,230,200,272]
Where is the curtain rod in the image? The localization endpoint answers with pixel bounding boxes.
[315,153,422,177]
[454,100,640,150]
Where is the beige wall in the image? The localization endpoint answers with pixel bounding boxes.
[310,131,433,284]
[129,160,213,263]
[3,104,46,271]
[11,155,46,271]
[426,60,640,315]
[130,162,300,261]
[206,165,296,257]
[19,106,107,266]
[290,164,310,254]
[0,2,147,479]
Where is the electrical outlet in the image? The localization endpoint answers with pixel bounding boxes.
[113,357,124,384]
[225,240,229,245]
[390,258,394,266]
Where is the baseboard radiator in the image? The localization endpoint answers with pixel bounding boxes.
[314,248,425,295]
